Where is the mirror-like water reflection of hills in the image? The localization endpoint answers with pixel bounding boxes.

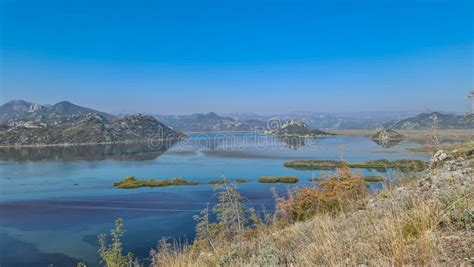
[278,136,308,150]
[0,141,177,162]
[371,138,403,148]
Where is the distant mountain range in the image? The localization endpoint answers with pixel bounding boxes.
[156,112,267,132]
[227,111,420,130]
[384,112,474,130]
[0,100,472,146]
[0,100,184,146]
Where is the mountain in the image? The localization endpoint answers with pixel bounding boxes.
[157,112,267,132]
[0,100,44,123]
[0,113,186,146]
[228,111,419,130]
[48,101,114,119]
[0,100,185,146]
[265,120,335,137]
[385,112,474,130]
[0,100,114,124]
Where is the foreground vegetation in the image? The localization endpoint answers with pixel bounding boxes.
[92,147,472,266]
[258,176,299,183]
[310,175,384,183]
[113,176,199,189]
[284,159,427,171]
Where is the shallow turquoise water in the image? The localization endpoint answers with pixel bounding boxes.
[0,134,428,266]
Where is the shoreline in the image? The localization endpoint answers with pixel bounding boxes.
[1,129,472,148]
[333,129,474,140]
[0,138,184,149]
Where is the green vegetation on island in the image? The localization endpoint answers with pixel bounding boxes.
[209,178,250,185]
[258,176,299,183]
[113,176,198,189]
[284,159,427,171]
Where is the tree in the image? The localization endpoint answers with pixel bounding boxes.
[98,218,140,267]
[468,89,474,114]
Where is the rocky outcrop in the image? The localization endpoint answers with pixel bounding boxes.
[0,113,186,146]
[421,149,474,194]
[371,128,404,148]
[265,119,335,137]
[368,148,473,210]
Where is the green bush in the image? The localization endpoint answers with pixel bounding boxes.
[259,176,299,183]
[114,176,198,189]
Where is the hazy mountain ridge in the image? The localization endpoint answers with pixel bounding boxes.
[385,112,474,130]
[0,100,114,124]
[227,111,420,130]
[156,112,267,132]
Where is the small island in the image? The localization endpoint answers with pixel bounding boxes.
[113,176,199,189]
[258,176,299,183]
[265,119,335,137]
[371,128,404,148]
[284,159,427,171]
[209,178,249,184]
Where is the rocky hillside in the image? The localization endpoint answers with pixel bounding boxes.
[0,100,114,124]
[0,113,185,146]
[157,112,266,132]
[265,119,335,137]
[385,112,474,130]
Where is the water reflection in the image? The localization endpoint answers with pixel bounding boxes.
[0,141,177,162]
[371,138,403,148]
[278,136,306,150]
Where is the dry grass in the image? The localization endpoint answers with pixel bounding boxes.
[148,167,472,266]
[407,141,474,155]
[150,195,455,266]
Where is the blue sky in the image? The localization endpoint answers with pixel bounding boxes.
[0,0,473,114]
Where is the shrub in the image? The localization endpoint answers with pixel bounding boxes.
[441,188,473,230]
[98,218,140,267]
[276,166,367,222]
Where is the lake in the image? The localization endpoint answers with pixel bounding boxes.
[0,134,429,266]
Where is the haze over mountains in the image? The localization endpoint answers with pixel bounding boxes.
[157,112,267,132]
[0,100,114,124]
[384,112,474,130]
[0,100,473,145]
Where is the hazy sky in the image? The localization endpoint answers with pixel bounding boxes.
[0,0,473,115]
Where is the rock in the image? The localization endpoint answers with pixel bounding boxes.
[371,128,404,148]
[265,119,335,137]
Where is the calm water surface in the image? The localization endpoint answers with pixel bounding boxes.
[0,134,428,266]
